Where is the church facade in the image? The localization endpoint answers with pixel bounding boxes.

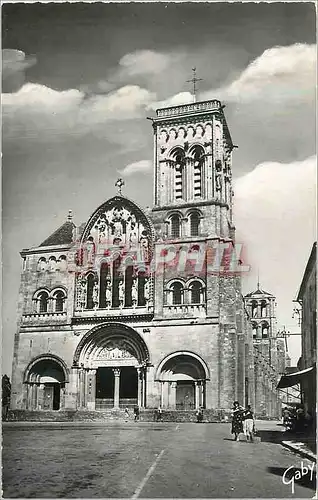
[11,98,283,417]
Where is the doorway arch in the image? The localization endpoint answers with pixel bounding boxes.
[73,323,150,410]
[24,354,68,411]
[156,351,209,409]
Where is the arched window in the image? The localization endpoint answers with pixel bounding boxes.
[252,324,257,339]
[261,301,267,318]
[48,256,57,272]
[189,281,203,304]
[190,212,200,237]
[38,291,49,313]
[262,323,269,338]
[53,290,66,312]
[37,258,47,272]
[191,146,204,199]
[170,214,181,239]
[171,148,186,201]
[86,273,95,310]
[171,282,184,305]
[251,301,258,318]
[112,255,121,308]
[125,264,134,308]
[99,262,109,309]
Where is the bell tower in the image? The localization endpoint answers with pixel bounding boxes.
[151,98,235,240]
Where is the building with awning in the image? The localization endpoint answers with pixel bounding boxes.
[277,365,315,390]
[293,242,316,418]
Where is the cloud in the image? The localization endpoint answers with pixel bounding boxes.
[2,49,36,75]
[2,83,156,143]
[149,91,193,111]
[118,50,173,77]
[234,155,316,360]
[85,85,156,121]
[202,43,316,103]
[2,49,37,92]
[119,159,152,176]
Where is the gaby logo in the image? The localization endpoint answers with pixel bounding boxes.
[282,461,316,494]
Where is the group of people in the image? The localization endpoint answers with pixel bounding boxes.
[282,405,313,433]
[231,401,255,441]
[124,405,140,422]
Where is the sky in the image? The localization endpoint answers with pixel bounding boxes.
[2,2,316,376]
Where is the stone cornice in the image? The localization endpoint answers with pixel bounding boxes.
[71,313,154,325]
[152,199,229,211]
[20,244,73,256]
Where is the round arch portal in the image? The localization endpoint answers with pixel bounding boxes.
[24,354,68,411]
[73,323,150,411]
[155,351,209,410]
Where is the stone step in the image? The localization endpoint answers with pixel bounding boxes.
[7,408,231,423]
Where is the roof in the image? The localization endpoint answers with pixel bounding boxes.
[244,287,274,298]
[39,220,76,247]
[296,242,317,302]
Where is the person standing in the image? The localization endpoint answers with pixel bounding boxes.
[124,407,129,422]
[196,407,203,423]
[157,406,163,422]
[231,401,244,441]
[133,405,140,422]
[243,404,254,442]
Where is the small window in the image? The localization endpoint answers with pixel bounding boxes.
[38,292,49,313]
[261,301,267,318]
[190,213,200,237]
[49,256,57,272]
[170,215,180,239]
[251,301,258,318]
[37,258,47,272]
[190,281,202,304]
[171,282,183,305]
[53,291,65,312]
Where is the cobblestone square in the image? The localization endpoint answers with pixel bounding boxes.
[2,421,315,498]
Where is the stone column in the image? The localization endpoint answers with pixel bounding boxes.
[137,368,143,407]
[27,384,33,410]
[161,381,169,408]
[78,366,86,409]
[195,382,200,409]
[142,369,147,408]
[86,370,97,411]
[113,368,121,409]
[37,384,44,410]
[169,382,177,409]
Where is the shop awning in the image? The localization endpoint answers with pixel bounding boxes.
[277,365,315,389]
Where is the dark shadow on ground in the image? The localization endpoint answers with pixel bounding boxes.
[257,429,317,454]
[268,466,316,491]
[257,429,285,444]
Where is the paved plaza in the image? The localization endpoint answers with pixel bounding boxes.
[2,420,316,498]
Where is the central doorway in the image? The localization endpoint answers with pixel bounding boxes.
[95,366,138,410]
